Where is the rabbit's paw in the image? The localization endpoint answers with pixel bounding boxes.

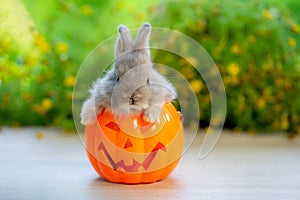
[143,105,162,123]
[80,111,97,125]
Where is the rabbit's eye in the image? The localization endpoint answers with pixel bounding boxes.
[116,77,120,82]
[146,78,150,85]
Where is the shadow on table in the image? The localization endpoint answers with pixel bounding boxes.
[88,176,183,199]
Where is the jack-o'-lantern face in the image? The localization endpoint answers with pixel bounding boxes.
[84,103,184,184]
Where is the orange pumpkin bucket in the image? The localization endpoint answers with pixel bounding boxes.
[84,103,184,184]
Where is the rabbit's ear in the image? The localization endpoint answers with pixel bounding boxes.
[115,24,133,58]
[133,22,151,56]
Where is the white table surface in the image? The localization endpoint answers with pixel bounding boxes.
[0,127,299,200]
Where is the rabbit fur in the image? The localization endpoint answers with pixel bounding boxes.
[80,22,176,125]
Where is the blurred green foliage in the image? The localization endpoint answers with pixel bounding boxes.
[153,0,300,137]
[0,0,157,130]
[0,0,299,136]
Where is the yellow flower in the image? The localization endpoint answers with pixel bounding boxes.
[256,98,266,109]
[263,10,273,20]
[32,104,45,115]
[0,36,11,50]
[227,62,240,76]
[55,42,68,54]
[262,87,272,97]
[198,20,206,31]
[24,50,40,66]
[22,92,33,103]
[273,104,282,112]
[81,5,93,16]
[275,78,283,87]
[36,132,44,140]
[281,113,289,130]
[66,91,73,100]
[248,129,256,136]
[230,43,242,55]
[190,79,203,93]
[288,38,296,48]
[186,56,198,66]
[291,23,300,34]
[272,121,280,130]
[34,32,51,53]
[64,75,76,87]
[42,98,52,111]
[182,66,196,79]
[224,76,239,86]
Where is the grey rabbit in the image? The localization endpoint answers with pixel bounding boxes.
[80,22,176,125]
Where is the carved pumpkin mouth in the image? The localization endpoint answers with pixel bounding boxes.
[98,142,166,172]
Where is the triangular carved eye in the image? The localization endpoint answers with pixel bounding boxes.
[105,121,120,133]
[152,142,166,152]
[124,138,133,149]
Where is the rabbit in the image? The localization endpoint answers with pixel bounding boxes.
[80,22,177,125]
